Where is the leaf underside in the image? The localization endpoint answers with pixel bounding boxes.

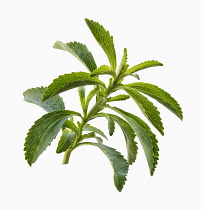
[83,124,108,140]
[42,72,105,101]
[108,114,138,165]
[53,41,97,72]
[23,86,65,112]
[92,143,129,192]
[85,19,117,70]
[107,106,159,175]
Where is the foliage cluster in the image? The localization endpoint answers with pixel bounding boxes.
[24,19,183,191]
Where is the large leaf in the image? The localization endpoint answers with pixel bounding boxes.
[53,41,97,72]
[90,65,116,77]
[83,124,108,140]
[82,142,128,192]
[24,110,81,166]
[23,86,65,112]
[123,86,164,135]
[126,60,163,74]
[56,130,75,154]
[42,72,105,101]
[108,114,138,165]
[126,82,183,120]
[107,106,159,175]
[85,19,117,70]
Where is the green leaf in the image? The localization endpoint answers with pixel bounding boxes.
[80,132,96,141]
[42,72,105,101]
[90,65,116,77]
[86,143,128,192]
[95,113,115,136]
[78,86,86,110]
[126,82,183,120]
[83,124,108,140]
[126,60,163,74]
[131,73,140,80]
[85,86,99,106]
[63,120,79,136]
[123,87,164,135]
[56,130,75,154]
[107,106,159,175]
[118,48,129,74]
[107,116,115,136]
[108,94,130,102]
[23,86,65,112]
[85,19,117,70]
[24,110,80,166]
[53,41,97,72]
[108,114,138,165]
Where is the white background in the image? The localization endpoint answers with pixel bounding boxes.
[1,0,203,209]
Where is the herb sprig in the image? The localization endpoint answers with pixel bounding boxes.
[23,19,183,192]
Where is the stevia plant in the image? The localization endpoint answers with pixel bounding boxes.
[23,18,183,192]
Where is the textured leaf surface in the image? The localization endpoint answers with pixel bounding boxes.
[91,143,129,192]
[56,130,75,154]
[126,60,163,74]
[126,82,183,120]
[42,72,105,101]
[107,107,159,175]
[24,86,65,112]
[108,114,138,165]
[123,87,164,135]
[24,110,80,166]
[108,94,130,102]
[83,124,108,139]
[53,41,97,72]
[90,65,116,77]
[85,19,117,70]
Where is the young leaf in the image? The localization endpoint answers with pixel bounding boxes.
[108,114,138,165]
[24,110,80,166]
[118,48,129,74]
[108,94,130,102]
[56,130,75,154]
[85,19,117,70]
[63,120,79,136]
[90,65,116,77]
[23,86,65,112]
[126,60,163,74]
[53,41,97,72]
[82,142,128,192]
[83,124,108,140]
[123,87,164,135]
[42,72,105,101]
[126,82,183,120]
[95,113,115,136]
[78,86,86,111]
[85,86,99,106]
[107,106,159,175]
[79,132,96,141]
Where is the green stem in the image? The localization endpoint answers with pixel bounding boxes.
[62,148,72,164]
